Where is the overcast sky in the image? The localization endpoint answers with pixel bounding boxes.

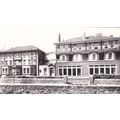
[0,0,120,52]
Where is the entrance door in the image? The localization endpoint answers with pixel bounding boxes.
[49,68,54,76]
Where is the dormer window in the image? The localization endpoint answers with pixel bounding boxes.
[108,53,112,59]
[62,55,65,61]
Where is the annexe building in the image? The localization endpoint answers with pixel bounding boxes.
[39,51,56,76]
[0,46,46,76]
[54,34,120,78]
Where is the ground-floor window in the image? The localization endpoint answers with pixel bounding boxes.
[2,68,8,74]
[68,68,71,76]
[58,65,81,76]
[23,68,26,74]
[27,68,30,74]
[59,68,62,76]
[89,65,116,75]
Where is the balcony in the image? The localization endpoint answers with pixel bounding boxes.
[56,45,120,55]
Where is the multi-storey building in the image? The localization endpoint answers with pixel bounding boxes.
[0,46,46,76]
[54,34,120,78]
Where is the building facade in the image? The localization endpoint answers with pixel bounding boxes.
[0,46,46,76]
[54,34,120,78]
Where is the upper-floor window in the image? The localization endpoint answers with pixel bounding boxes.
[93,54,96,60]
[27,68,29,74]
[23,53,26,58]
[83,54,88,61]
[10,60,12,65]
[28,53,31,58]
[28,59,31,65]
[23,60,26,65]
[23,68,26,74]
[99,53,104,60]
[5,60,8,65]
[62,55,65,61]
[108,53,112,59]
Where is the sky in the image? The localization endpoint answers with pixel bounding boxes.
[0,0,120,52]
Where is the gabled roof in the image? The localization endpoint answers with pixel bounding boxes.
[1,45,45,53]
[55,35,120,45]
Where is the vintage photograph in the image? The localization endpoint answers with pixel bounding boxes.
[0,27,120,94]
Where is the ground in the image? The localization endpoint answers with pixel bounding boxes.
[0,85,120,94]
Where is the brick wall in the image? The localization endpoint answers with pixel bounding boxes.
[56,60,120,77]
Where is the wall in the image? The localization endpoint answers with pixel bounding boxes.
[1,85,120,94]
[56,60,120,77]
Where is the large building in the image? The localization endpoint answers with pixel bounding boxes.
[0,46,46,76]
[54,34,120,78]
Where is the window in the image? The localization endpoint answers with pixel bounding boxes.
[63,68,67,75]
[23,68,26,74]
[77,68,81,76]
[62,55,66,61]
[78,44,81,50]
[5,68,7,74]
[83,54,88,61]
[2,69,4,74]
[31,68,34,74]
[59,69,62,76]
[106,68,110,74]
[73,68,76,76]
[68,68,71,76]
[99,53,104,60]
[89,65,116,75]
[23,60,26,65]
[100,68,104,74]
[95,68,99,74]
[10,60,12,65]
[108,53,112,59]
[34,59,36,63]
[111,67,115,74]
[44,68,47,75]
[5,60,8,65]
[93,54,96,60]
[23,53,26,58]
[28,53,31,58]
[90,68,93,75]
[28,59,31,65]
[27,68,29,74]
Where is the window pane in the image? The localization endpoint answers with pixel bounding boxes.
[73,68,76,76]
[68,69,71,76]
[77,68,81,76]
[99,53,104,60]
[90,68,93,75]
[100,68,104,74]
[108,53,112,59]
[63,68,67,75]
[111,68,115,74]
[106,68,110,74]
[27,68,29,74]
[95,68,99,74]
[59,69,62,76]
[24,68,26,73]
